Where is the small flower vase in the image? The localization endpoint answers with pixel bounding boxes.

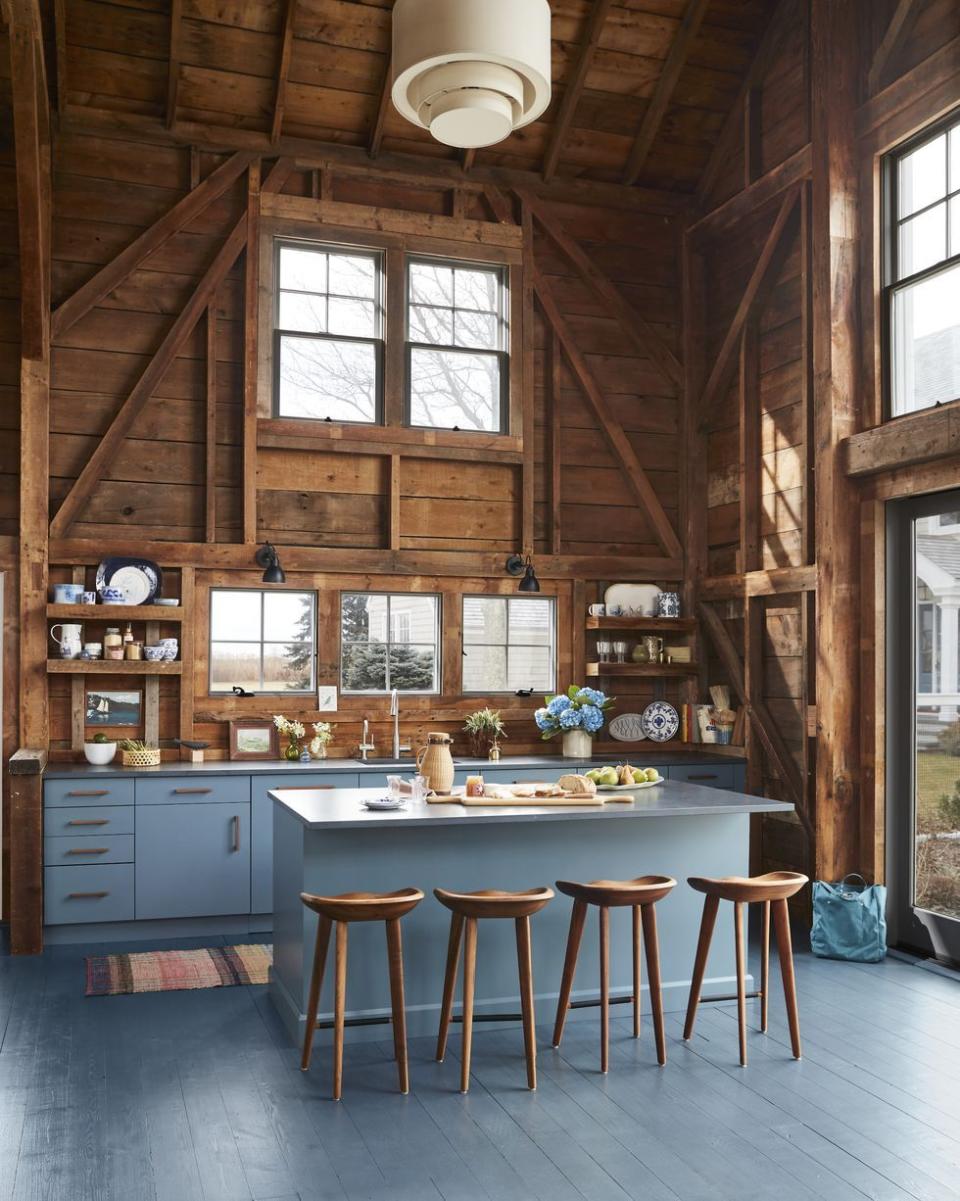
[284,737,301,761]
[308,736,327,760]
[562,729,593,759]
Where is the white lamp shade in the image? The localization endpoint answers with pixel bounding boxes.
[391,0,552,150]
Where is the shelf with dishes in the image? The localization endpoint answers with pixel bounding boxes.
[47,603,184,621]
[47,659,183,675]
[586,661,699,678]
[585,616,695,633]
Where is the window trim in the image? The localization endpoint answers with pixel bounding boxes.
[460,594,557,696]
[271,238,385,425]
[208,587,317,696]
[339,591,442,696]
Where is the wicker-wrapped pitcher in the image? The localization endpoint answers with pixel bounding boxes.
[416,732,454,794]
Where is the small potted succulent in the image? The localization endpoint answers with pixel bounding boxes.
[83,731,117,766]
[534,686,614,759]
[463,708,507,759]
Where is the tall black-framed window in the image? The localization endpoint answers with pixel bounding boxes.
[885,110,960,418]
[273,240,384,423]
[405,257,509,433]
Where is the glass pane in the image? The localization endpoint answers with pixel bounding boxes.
[951,126,959,192]
[462,596,507,644]
[389,595,437,644]
[210,642,261,692]
[898,204,947,278]
[278,336,378,423]
[279,291,326,333]
[264,592,314,643]
[409,304,453,345]
[341,594,388,643]
[262,643,313,691]
[891,263,960,415]
[410,262,454,307]
[388,645,437,691]
[328,297,376,337]
[899,134,947,218]
[913,510,960,921]
[211,590,260,640]
[509,598,554,645]
[409,348,501,431]
[951,195,960,258]
[455,267,500,312]
[279,246,326,293]
[328,253,376,299]
[508,645,554,692]
[463,645,507,692]
[454,310,499,351]
[342,641,387,692]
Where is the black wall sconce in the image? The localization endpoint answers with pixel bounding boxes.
[255,542,286,584]
[505,553,540,593]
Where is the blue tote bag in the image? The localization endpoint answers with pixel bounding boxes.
[810,874,887,962]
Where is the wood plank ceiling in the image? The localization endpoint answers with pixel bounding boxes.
[54,0,775,190]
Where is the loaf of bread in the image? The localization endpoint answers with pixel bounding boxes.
[558,773,598,796]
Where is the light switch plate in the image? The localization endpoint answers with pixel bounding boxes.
[317,685,338,712]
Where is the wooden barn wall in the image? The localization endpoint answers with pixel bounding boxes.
[39,129,683,760]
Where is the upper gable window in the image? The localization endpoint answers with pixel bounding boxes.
[274,241,383,423]
[406,258,508,433]
[887,113,960,416]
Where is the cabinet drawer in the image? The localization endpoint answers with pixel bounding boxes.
[44,864,134,925]
[44,778,134,807]
[44,834,134,866]
[667,765,735,790]
[135,776,251,806]
[45,805,135,836]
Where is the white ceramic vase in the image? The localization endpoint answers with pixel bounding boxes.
[562,729,593,759]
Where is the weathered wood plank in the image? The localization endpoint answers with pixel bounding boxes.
[271,0,298,144]
[543,0,615,183]
[867,0,920,95]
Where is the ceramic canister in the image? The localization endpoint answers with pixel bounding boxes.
[657,591,681,618]
[52,583,84,604]
[416,732,455,794]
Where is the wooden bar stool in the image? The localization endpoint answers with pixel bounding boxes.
[552,876,676,1071]
[434,886,554,1093]
[299,887,424,1100]
[683,871,808,1066]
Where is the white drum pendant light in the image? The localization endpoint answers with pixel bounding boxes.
[391,0,552,150]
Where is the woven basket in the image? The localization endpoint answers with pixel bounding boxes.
[121,747,161,768]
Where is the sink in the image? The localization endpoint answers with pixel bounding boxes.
[353,758,418,769]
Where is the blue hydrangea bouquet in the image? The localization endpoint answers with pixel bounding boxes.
[534,686,614,740]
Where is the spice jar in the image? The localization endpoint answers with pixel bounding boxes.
[124,641,143,661]
[465,774,485,798]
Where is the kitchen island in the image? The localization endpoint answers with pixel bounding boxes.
[269,780,793,1045]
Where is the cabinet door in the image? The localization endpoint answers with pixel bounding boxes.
[135,803,250,919]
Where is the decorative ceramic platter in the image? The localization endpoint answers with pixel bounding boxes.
[604,583,661,618]
[641,701,680,743]
[597,775,664,791]
[96,557,162,605]
[608,713,648,741]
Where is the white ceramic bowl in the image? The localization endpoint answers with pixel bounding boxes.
[83,741,117,766]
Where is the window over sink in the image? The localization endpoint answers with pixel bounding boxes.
[209,589,316,694]
[340,592,441,694]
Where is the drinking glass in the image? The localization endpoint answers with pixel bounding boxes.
[410,774,428,803]
[596,640,612,662]
[613,640,629,663]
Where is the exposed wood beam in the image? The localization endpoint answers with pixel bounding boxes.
[461,148,477,173]
[697,187,800,430]
[516,187,683,388]
[369,52,392,158]
[688,143,811,242]
[867,0,919,95]
[699,566,817,602]
[520,202,536,554]
[696,0,794,205]
[271,0,298,145]
[623,0,709,185]
[52,150,256,339]
[166,0,182,129]
[738,317,760,574]
[542,0,614,183]
[548,328,562,555]
[205,302,217,542]
[844,399,960,477]
[243,160,261,544]
[9,751,47,955]
[388,454,401,551]
[53,0,67,115]
[484,185,515,225]
[857,34,960,145]
[531,262,683,560]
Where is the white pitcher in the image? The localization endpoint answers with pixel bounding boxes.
[51,622,83,659]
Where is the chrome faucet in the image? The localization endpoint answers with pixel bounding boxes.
[390,689,401,760]
[358,717,375,763]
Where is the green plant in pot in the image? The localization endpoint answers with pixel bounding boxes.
[463,708,507,759]
[83,730,117,766]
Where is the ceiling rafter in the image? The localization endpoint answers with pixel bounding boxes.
[867,0,919,95]
[166,0,182,130]
[369,53,392,158]
[271,0,298,145]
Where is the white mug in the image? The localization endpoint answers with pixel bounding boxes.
[51,622,83,658]
[588,603,606,617]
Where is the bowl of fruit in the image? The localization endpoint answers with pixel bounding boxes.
[83,732,117,766]
[586,763,663,791]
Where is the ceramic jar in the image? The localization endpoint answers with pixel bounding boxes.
[657,591,680,618]
[416,732,455,793]
[562,729,593,759]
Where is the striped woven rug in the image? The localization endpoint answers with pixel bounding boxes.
[85,944,271,996]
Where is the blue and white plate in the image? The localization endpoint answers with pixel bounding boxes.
[641,701,679,743]
[96,557,162,605]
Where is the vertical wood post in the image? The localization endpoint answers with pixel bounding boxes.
[242,160,261,544]
[520,202,536,556]
[9,749,47,954]
[681,234,707,708]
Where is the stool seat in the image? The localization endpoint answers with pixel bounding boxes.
[434,886,554,919]
[687,872,806,904]
[557,875,676,907]
[300,886,424,923]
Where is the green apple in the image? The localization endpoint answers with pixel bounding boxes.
[643,767,660,783]
[598,766,619,786]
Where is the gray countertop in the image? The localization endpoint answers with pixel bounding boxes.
[269,781,792,830]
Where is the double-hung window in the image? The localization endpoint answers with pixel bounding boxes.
[462,596,556,693]
[274,241,383,423]
[887,112,960,416]
[406,258,509,432]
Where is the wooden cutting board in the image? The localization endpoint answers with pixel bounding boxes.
[425,791,604,807]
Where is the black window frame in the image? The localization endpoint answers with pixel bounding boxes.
[339,591,442,696]
[272,238,385,426]
[883,108,960,420]
[404,255,510,435]
[208,586,318,696]
[460,594,557,695]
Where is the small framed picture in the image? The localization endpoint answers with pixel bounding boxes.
[86,689,142,727]
[229,720,280,761]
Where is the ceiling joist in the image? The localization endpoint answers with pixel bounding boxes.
[271,0,298,145]
[166,0,182,130]
[867,0,919,95]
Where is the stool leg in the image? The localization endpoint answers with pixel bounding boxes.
[460,917,478,1094]
[599,905,610,1074]
[683,893,720,1040]
[632,904,642,1039]
[641,903,667,1066]
[515,916,537,1090]
[772,898,802,1059]
[552,899,586,1048]
[436,912,464,1063]
[760,900,770,1033]
[386,918,409,1094]
[333,921,348,1101]
[301,915,332,1071]
[734,901,747,1066]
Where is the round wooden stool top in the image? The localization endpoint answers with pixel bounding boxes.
[433,886,554,919]
[299,886,424,923]
[556,875,676,907]
[687,871,807,904]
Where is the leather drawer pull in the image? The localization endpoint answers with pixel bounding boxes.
[173,787,212,794]
[232,816,241,853]
[65,847,109,855]
[67,789,110,797]
[67,819,109,826]
[687,774,718,781]
[68,891,109,900]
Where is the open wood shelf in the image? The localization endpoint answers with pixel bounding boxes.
[47,660,182,675]
[47,604,184,621]
[585,662,699,677]
[585,616,696,632]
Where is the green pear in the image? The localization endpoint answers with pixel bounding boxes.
[632,768,646,784]
[643,767,660,783]
[598,766,619,786]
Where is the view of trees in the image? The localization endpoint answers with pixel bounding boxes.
[340,593,437,692]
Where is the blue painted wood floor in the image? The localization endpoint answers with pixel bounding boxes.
[0,932,958,1201]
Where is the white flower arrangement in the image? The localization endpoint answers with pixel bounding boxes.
[273,715,306,739]
[312,721,333,745]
